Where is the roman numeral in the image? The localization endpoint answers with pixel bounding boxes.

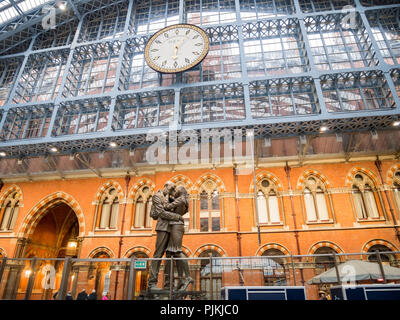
[192,51,199,55]
[185,58,190,64]
[153,56,160,60]
[195,43,202,46]
[193,35,199,39]
[174,61,178,68]
[185,30,190,35]
[151,48,159,52]
[164,33,169,38]
[155,40,162,44]
[175,29,179,35]
[162,60,167,66]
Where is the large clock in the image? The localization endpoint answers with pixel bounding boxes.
[144,24,209,74]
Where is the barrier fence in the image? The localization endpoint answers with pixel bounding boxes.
[0,251,399,300]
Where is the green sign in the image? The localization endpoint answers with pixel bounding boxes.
[134,260,147,269]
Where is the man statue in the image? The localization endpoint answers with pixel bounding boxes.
[147,181,183,291]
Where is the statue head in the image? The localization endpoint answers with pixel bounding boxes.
[174,185,188,198]
[163,181,176,196]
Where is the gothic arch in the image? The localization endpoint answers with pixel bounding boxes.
[182,245,193,257]
[308,241,344,255]
[250,172,284,193]
[193,243,227,257]
[0,185,23,206]
[361,239,398,253]
[194,173,225,193]
[128,178,156,199]
[345,167,380,188]
[87,246,115,258]
[387,164,400,186]
[123,246,151,258]
[296,170,331,190]
[255,243,291,256]
[94,180,125,203]
[0,247,6,257]
[17,191,85,238]
[170,175,195,194]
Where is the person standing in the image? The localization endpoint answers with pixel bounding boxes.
[147,181,183,291]
[65,291,73,300]
[76,289,88,300]
[88,289,97,300]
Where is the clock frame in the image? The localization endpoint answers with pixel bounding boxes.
[144,24,210,74]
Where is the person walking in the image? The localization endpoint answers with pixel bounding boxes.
[76,289,88,300]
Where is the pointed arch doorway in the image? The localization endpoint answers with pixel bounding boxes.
[3,195,84,300]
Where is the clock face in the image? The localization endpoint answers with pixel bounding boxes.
[144,24,209,74]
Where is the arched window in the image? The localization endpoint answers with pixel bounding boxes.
[302,176,330,223]
[133,186,153,229]
[256,178,281,224]
[0,192,20,231]
[97,188,119,229]
[352,173,381,220]
[199,250,222,299]
[261,249,287,286]
[314,247,337,274]
[199,180,221,232]
[392,171,400,213]
[367,244,394,265]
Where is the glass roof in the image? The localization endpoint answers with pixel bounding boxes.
[0,0,52,26]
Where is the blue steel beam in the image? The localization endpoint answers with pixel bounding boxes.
[0,0,398,159]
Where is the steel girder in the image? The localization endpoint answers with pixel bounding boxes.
[0,0,398,159]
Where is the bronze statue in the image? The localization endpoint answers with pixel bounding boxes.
[147,181,183,291]
[164,186,194,291]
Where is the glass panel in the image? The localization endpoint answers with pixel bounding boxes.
[134,197,144,228]
[364,187,379,218]
[0,205,12,230]
[304,189,317,221]
[110,201,119,228]
[200,217,208,231]
[268,194,280,223]
[316,189,329,221]
[353,187,367,219]
[257,191,268,224]
[99,201,110,228]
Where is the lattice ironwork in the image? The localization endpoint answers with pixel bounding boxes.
[0,104,53,141]
[0,0,397,160]
[366,8,400,66]
[113,90,175,130]
[320,70,395,112]
[12,49,69,104]
[304,13,378,71]
[182,82,245,123]
[63,41,121,97]
[52,97,110,136]
[249,77,318,118]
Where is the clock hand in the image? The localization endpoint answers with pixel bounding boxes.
[172,36,188,60]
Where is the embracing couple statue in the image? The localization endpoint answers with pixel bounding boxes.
[147,181,194,292]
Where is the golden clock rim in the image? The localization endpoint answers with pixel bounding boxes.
[144,23,210,74]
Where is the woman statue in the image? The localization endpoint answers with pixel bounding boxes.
[164,186,194,291]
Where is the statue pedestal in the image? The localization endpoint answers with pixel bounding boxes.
[140,289,206,300]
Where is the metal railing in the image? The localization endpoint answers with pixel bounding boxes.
[0,251,399,300]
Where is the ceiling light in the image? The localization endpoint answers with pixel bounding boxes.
[50,147,58,153]
[109,142,117,148]
[393,121,400,127]
[246,130,254,137]
[320,126,328,132]
[58,2,67,10]
[0,151,6,157]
